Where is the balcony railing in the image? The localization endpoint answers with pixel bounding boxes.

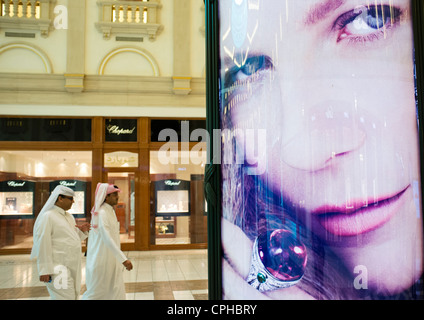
[0,0,55,37]
[96,0,163,40]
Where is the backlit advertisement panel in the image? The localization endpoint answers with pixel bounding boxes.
[219,0,424,299]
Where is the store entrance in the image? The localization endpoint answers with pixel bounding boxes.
[106,172,136,246]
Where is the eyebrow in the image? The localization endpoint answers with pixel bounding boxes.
[304,0,346,25]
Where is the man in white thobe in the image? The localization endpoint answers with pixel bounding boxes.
[31,185,90,300]
[82,183,133,300]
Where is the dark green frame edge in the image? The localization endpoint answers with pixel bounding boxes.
[204,0,222,300]
[412,0,424,297]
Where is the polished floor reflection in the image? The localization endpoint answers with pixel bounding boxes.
[0,249,208,300]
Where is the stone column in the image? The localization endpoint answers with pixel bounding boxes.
[64,0,85,93]
[172,0,191,95]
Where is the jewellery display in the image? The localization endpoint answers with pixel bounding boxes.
[246,229,307,292]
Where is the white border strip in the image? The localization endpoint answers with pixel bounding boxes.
[0,104,206,118]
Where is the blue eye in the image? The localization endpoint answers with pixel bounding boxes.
[333,5,402,42]
[241,56,268,76]
[364,6,391,29]
[224,55,273,88]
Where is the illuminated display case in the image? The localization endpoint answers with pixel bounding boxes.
[154,179,190,217]
[0,180,35,219]
[155,216,176,238]
[153,179,190,240]
[49,180,87,218]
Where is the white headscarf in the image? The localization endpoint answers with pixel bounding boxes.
[90,183,121,232]
[30,185,75,259]
[91,183,108,231]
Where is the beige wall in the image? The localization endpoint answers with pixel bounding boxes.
[0,0,206,118]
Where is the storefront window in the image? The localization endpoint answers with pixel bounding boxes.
[0,150,92,250]
[150,148,207,245]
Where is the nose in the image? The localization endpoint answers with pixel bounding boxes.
[280,100,367,172]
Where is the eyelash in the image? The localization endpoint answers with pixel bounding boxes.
[333,5,402,43]
[223,55,273,92]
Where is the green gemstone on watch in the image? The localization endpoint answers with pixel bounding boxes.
[257,273,267,283]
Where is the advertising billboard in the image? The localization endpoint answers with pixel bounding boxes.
[219,0,423,299]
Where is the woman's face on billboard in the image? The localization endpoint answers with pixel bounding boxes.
[222,0,422,294]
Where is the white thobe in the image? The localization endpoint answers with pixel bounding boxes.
[33,205,88,300]
[82,203,128,300]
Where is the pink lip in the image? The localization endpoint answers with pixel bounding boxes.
[313,186,410,236]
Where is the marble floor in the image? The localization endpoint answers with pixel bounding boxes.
[0,249,208,300]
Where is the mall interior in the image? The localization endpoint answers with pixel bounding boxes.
[0,0,208,300]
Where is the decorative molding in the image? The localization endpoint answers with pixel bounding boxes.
[172,76,192,95]
[96,0,163,40]
[98,46,160,76]
[0,73,206,98]
[0,42,53,73]
[0,0,57,38]
[64,73,85,93]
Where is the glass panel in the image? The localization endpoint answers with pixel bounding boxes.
[0,181,34,217]
[150,148,207,245]
[0,150,92,250]
[107,172,135,244]
[0,118,92,142]
[218,0,423,300]
[150,119,206,142]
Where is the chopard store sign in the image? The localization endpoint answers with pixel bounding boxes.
[50,180,86,192]
[59,180,77,187]
[107,125,136,135]
[105,119,137,142]
[7,181,26,187]
[0,180,35,192]
[165,180,181,186]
